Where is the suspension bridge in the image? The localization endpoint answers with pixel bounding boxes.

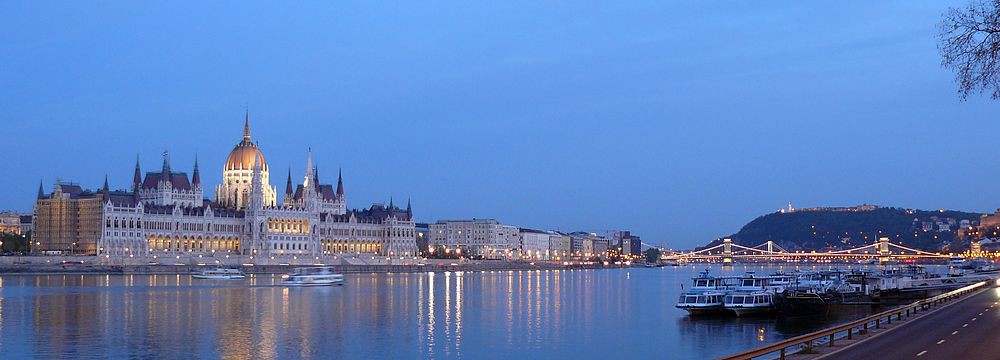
[664,237,951,264]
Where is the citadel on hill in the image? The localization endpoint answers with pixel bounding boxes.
[30,115,419,262]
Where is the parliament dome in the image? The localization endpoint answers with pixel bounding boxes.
[224,116,269,172]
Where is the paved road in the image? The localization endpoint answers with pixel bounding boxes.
[825,286,1000,360]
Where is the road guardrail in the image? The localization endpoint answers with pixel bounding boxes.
[720,280,992,360]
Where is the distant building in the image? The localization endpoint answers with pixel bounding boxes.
[427,219,519,259]
[614,230,642,258]
[19,214,32,235]
[789,204,880,213]
[568,232,606,258]
[589,237,609,259]
[518,228,551,259]
[0,211,24,235]
[548,232,571,259]
[33,182,105,254]
[35,118,418,259]
[981,209,1000,229]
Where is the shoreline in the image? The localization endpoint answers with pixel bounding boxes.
[0,262,622,275]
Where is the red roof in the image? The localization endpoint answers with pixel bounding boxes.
[141,172,192,190]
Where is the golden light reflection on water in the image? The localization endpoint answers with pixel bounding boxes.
[0,268,818,359]
[426,271,435,357]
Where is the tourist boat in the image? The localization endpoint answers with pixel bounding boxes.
[724,291,779,316]
[722,272,792,316]
[282,266,345,286]
[192,268,246,280]
[675,270,739,315]
[676,291,728,315]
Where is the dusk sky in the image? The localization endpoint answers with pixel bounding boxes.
[3,1,998,249]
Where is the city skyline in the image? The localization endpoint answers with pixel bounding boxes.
[6,1,1000,249]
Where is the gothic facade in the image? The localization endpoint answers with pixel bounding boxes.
[98,116,418,260]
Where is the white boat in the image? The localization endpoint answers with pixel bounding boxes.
[675,270,739,315]
[722,272,791,316]
[724,292,778,316]
[282,266,345,286]
[677,291,728,315]
[192,268,246,280]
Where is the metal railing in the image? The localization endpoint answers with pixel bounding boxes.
[720,280,993,360]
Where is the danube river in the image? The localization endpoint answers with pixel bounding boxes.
[0,265,881,359]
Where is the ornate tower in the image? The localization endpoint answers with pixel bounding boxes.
[215,113,277,209]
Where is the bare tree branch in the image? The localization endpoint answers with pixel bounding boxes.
[939,0,1000,100]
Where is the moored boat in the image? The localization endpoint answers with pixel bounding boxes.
[724,292,779,316]
[722,272,791,316]
[675,269,739,315]
[676,291,728,315]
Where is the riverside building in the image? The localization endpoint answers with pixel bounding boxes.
[37,116,418,261]
[427,219,519,259]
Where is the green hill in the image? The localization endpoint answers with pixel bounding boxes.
[707,207,982,252]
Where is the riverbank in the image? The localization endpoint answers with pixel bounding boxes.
[0,259,620,275]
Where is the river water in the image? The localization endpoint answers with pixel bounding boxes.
[0,265,886,359]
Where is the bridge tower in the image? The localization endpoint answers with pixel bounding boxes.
[723,238,733,265]
[878,237,890,264]
[972,241,982,257]
[766,241,774,253]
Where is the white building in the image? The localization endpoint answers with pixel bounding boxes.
[427,219,519,259]
[568,231,608,259]
[548,232,571,259]
[518,228,551,259]
[98,116,418,261]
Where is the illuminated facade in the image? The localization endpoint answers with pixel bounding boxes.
[427,219,519,259]
[32,182,105,254]
[96,116,418,259]
[0,211,24,235]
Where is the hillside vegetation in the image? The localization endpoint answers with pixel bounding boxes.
[710,207,982,252]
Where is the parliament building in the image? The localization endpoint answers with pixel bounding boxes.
[36,115,418,260]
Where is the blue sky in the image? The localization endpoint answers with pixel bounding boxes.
[2,1,997,249]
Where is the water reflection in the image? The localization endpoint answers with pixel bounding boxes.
[0,267,891,359]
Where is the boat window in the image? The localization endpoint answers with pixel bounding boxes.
[696,280,708,287]
[742,280,754,287]
[732,296,744,304]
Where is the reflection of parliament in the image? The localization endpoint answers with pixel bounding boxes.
[32,115,418,259]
